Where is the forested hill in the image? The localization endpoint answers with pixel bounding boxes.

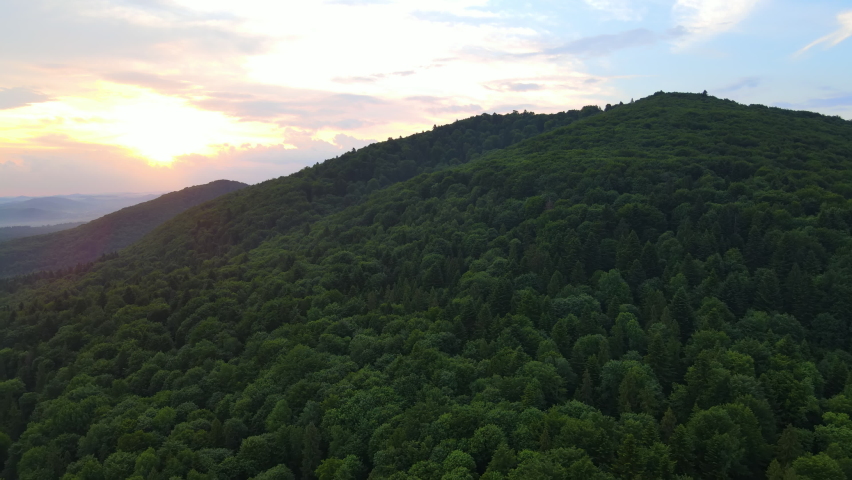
[2,92,852,479]
[0,180,246,278]
[117,105,603,272]
[0,223,85,243]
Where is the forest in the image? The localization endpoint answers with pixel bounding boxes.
[1,92,852,479]
[0,180,247,279]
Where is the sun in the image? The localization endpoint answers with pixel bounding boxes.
[101,85,280,164]
[0,82,283,165]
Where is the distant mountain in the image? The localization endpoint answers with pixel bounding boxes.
[0,222,86,242]
[0,193,160,227]
[0,196,33,205]
[0,179,246,277]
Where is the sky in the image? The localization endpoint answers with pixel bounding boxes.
[1,0,851,196]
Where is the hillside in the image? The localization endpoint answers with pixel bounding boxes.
[2,93,852,479]
[0,223,86,243]
[0,180,246,278]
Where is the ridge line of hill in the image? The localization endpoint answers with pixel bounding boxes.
[0,180,247,278]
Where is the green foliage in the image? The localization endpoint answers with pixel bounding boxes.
[1,92,852,479]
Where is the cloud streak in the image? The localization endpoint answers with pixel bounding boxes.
[0,88,51,110]
[547,29,660,57]
[671,0,764,47]
[796,10,852,55]
[717,76,761,93]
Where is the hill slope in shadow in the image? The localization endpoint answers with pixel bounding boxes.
[0,180,246,277]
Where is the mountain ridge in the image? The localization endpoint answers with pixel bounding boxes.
[0,179,247,278]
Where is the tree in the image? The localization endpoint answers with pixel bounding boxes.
[616,231,641,272]
[775,425,802,467]
[302,423,322,480]
[576,370,595,405]
[669,288,694,339]
[754,268,782,312]
[660,408,678,441]
[792,453,844,480]
[489,278,513,317]
[485,443,517,477]
[613,434,645,479]
[547,271,565,297]
[597,270,631,310]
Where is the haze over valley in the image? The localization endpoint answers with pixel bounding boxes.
[0,193,160,228]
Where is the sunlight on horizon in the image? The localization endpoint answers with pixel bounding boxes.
[0,83,286,165]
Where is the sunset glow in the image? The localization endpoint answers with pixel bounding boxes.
[1,0,850,195]
[1,83,286,165]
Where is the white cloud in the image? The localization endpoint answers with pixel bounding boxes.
[796,10,852,55]
[582,0,644,21]
[671,0,764,47]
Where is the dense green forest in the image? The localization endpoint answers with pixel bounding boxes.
[1,92,852,479]
[0,180,246,279]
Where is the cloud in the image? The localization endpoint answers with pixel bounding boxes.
[508,83,542,92]
[170,132,376,184]
[0,0,267,66]
[192,91,386,125]
[717,76,761,93]
[0,87,51,110]
[804,94,852,109]
[412,10,500,27]
[796,10,852,55]
[102,72,193,93]
[547,29,659,57]
[671,0,764,47]
[0,134,162,196]
[788,93,852,109]
[582,0,644,21]
[331,119,371,129]
[772,94,852,117]
[332,70,416,84]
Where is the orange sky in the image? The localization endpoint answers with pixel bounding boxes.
[1,0,850,195]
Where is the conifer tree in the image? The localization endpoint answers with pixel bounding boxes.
[755,268,782,312]
[640,241,661,278]
[550,318,572,357]
[670,288,693,339]
[302,423,322,480]
[489,278,513,317]
[744,225,763,269]
[576,370,595,405]
[616,231,641,271]
[570,261,586,285]
[547,271,565,297]
[784,263,810,322]
[660,407,677,441]
[583,232,601,274]
[613,434,645,479]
